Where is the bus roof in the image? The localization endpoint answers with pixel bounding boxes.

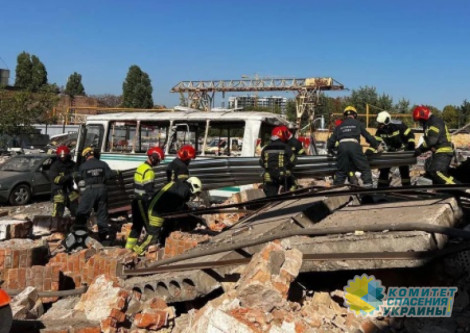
[84,110,290,124]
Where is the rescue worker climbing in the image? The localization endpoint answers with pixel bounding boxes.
[72,147,120,247]
[375,111,415,187]
[412,105,458,185]
[260,126,297,197]
[132,177,202,255]
[125,147,164,251]
[49,145,79,218]
[327,106,379,187]
[166,144,196,183]
[0,288,12,333]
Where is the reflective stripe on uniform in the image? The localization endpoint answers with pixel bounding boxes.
[148,182,174,227]
[436,147,453,153]
[177,174,189,180]
[133,235,154,255]
[404,128,411,136]
[436,171,456,184]
[125,237,138,250]
[428,126,440,133]
[54,176,63,184]
[53,193,65,203]
[69,191,79,202]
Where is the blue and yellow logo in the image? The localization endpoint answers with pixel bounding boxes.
[344,274,385,316]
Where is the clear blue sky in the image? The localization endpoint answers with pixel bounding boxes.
[1,0,469,110]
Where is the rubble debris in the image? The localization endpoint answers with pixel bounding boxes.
[163,231,210,259]
[10,286,44,319]
[0,217,32,240]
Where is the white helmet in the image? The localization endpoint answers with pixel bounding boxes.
[377,111,391,125]
[186,177,202,195]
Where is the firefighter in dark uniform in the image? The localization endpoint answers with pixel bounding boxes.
[327,106,379,187]
[125,147,164,251]
[413,105,458,184]
[132,177,202,255]
[166,144,196,183]
[280,125,306,156]
[49,145,79,218]
[260,126,297,197]
[74,147,119,244]
[375,111,415,187]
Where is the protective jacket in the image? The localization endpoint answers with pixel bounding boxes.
[148,181,191,228]
[375,120,415,151]
[166,158,189,183]
[77,157,114,186]
[134,161,156,202]
[260,140,296,181]
[416,115,453,155]
[287,137,305,156]
[50,158,76,193]
[327,118,378,151]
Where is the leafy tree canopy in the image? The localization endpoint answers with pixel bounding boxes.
[122,65,153,108]
[14,51,48,92]
[64,72,86,98]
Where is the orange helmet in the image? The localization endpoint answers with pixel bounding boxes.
[56,145,70,157]
[147,146,164,160]
[0,288,11,307]
[177,145,196,161]
[412,105,431,122]
[271,126,287,142]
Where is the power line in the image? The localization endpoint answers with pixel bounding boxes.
[0,56,9,69]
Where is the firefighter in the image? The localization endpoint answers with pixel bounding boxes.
[166,144,196,183]
[329,119,358,185]
[375,111,415,187]
[49,145,79,218]
[279,125,306,156]
[412,105,458,185]
[327,106,379,187]
[0,288,12,333]
[73,147,119,246]
[260,126,297,197]
[132,177,202,255]
[125,147,164,251]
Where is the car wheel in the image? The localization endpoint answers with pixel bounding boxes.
[9,184,32,206]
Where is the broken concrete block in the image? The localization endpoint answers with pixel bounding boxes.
[74,274,129,323]
[32,215,73,235]
[10,286,44,319]
[235,241,302,312]
[0,218,32,240]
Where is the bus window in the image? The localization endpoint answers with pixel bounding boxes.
[84,125,104,151]
[106,122,136,153]
[204,121,244,156]
[168,122,203,154]
[138,122,169,153]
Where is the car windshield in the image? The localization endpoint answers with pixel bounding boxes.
[0,156,44,172]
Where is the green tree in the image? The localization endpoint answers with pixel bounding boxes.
[122,65,153,108]
[30,55,47,92]
[14,51,32,89]
[0,87,58,135]
[65,72,86,98]
[285,99,296,122]
[459,99,470,128]
[442,105,459,129]
[14,52,48,92]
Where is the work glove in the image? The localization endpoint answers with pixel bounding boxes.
[327,150,335,157]
[377,144,384,153]
[365,148,376,156]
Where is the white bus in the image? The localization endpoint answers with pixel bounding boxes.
[74,108,292,170]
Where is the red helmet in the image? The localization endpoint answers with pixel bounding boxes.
[177,145,196,161]
[412,105,431,122]
[56,145,70,157]
[278,125,292,140]
[271,126,287,142]
[147,147,164,161]
[334,119,343,127]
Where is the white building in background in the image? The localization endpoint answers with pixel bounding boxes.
[228,95,287,114]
